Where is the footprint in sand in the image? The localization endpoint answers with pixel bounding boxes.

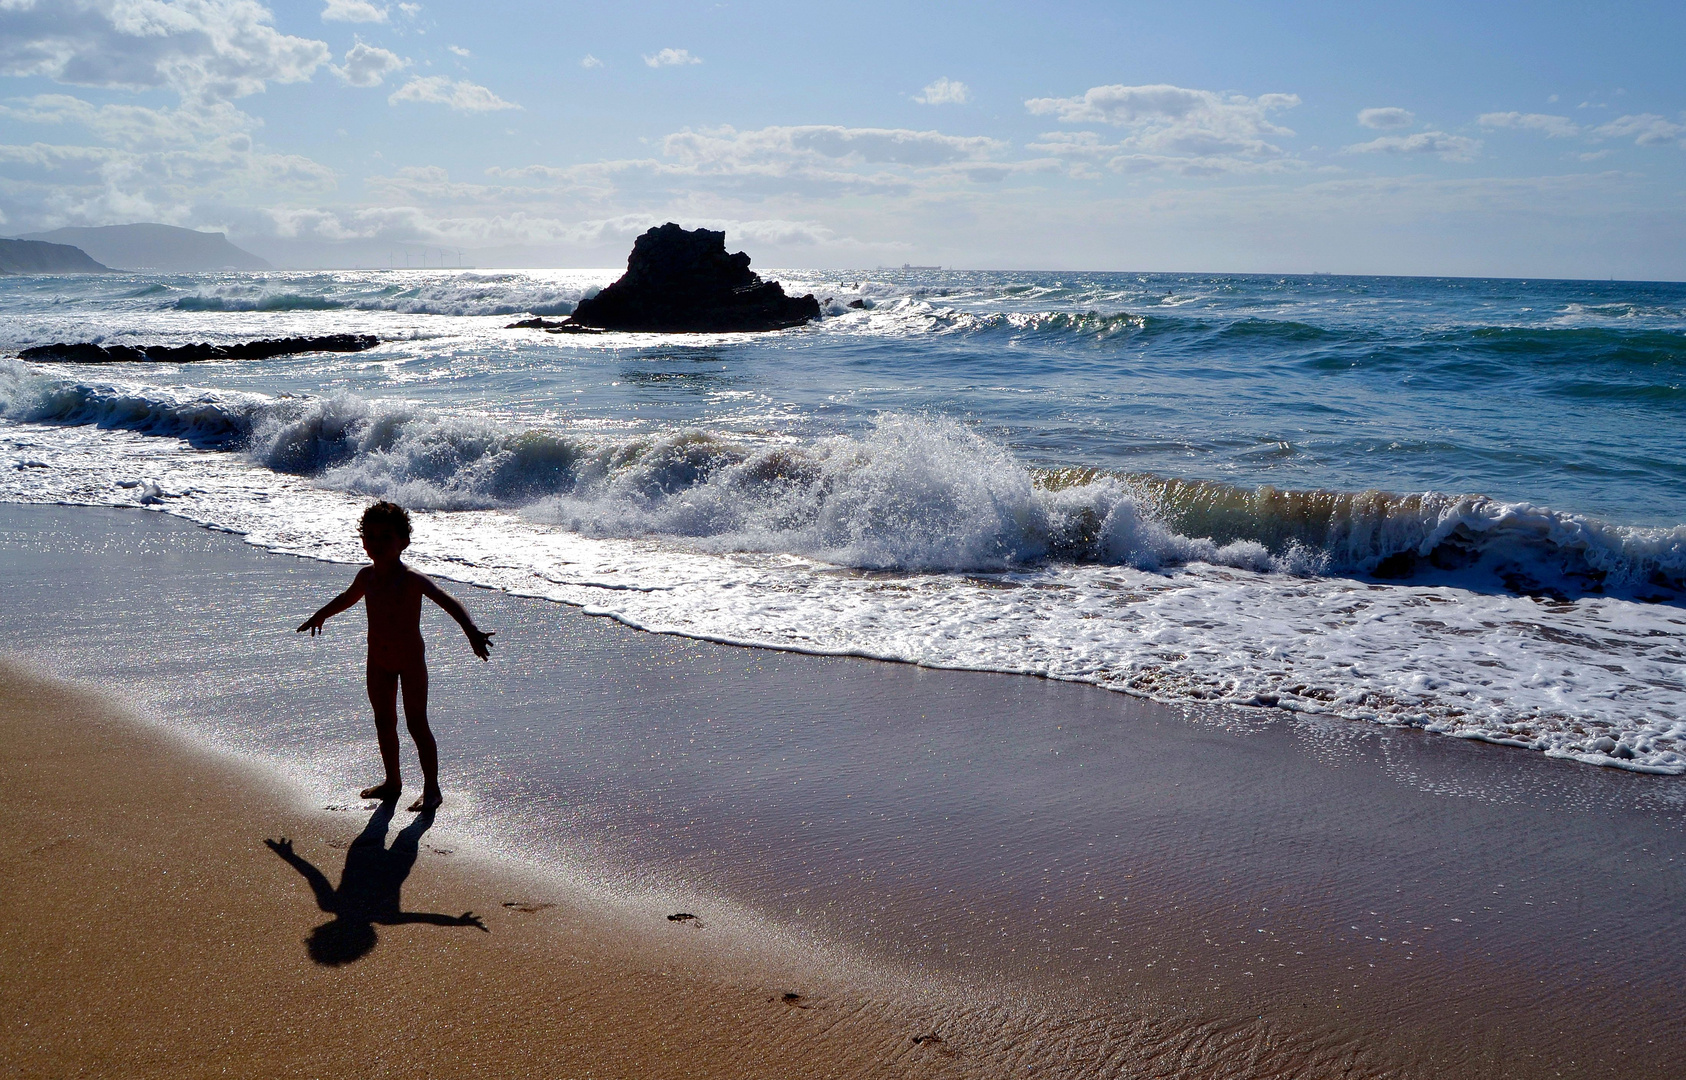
[502,901,555,913]
[913,1032,960,1057]
[26,836,78,856]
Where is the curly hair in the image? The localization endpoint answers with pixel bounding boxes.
[359,500,411,543]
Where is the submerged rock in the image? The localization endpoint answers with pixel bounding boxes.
[566,223,820,333]
[19,333,379,364]
[504,316,601,334]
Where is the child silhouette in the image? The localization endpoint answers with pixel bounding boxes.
[299,501,493,811]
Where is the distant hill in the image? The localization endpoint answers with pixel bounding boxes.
[17,223,271,272]
[0,238,111,275]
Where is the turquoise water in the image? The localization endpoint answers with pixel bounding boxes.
[5,270,1683,522]
[2,268,1684,771]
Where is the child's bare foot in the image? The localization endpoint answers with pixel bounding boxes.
[359,781,402,802]
[408,787,444,813]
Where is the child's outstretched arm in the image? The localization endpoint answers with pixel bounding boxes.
[297,570,368,636]
[419,575,495,660]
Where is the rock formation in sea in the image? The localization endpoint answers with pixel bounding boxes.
[565,223,820,333]
[503,316,601,333]
[19,334,379,364]
[0,239,110,275]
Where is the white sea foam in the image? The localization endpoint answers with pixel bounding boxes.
[3,366,1683,775]
[169,271,600,317]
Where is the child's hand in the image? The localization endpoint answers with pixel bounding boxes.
[467,627,495,660]
[297,614,325,636]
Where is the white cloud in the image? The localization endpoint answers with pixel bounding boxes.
[1024,84,1301,167]
[1027,130,1301,177]
[364,163,512,201]
[388,76,518,112]
[0,4,342,234]
[0,140,128,177]
[0,93,256,148]
[580,54,601,69]
[1591,113,1686,148]
[1358,107,1414,129]
[0,128,337,235]
[1475,109,1686,150]
[321,0,387,22]
[0,0,331,104]
[1344,131,1481,161]
[447,45,470,58]
[1478,112,1579,138]
[477,123,1022,206]
[258,202,854,253]
[1026,84,1299,128]
[663,124,1004,171]
[915,77,969,105]
[334,42,406,88]
[643,48,699,68]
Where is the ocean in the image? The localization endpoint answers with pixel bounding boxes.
[2,267,1683,773]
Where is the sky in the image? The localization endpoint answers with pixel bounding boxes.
[1,0,1683,277]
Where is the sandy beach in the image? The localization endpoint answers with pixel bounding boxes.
[3,0,1684,1073]
[2,503,1682,1078]
[0,659,1404,1080]
[0,659,985,1079]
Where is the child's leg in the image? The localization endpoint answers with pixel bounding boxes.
[398,663,441,806]
[362,664,403,800]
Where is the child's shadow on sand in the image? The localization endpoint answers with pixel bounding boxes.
[266,804,487,966]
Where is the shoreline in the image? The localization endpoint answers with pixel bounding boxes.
[4,392,1684,777]
[3,502,1683,1077]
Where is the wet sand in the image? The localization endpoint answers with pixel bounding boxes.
[2,503,1683,1077]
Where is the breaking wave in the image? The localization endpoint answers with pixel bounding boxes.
[4,362,1680,598]
[170,274,590,317]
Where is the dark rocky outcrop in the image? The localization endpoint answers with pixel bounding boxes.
[0,238,111,275]
[503,316,601,334]
[565,223,819,333]
[20,334,379,364]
